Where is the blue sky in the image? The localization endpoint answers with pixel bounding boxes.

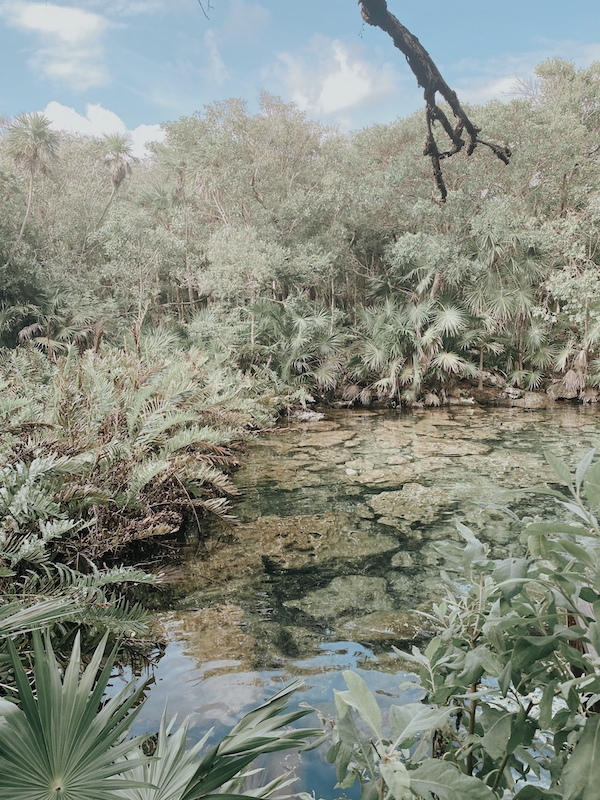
[2,0,600,155]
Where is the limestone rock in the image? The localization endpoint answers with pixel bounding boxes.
[368,483,448,524]
[336,611,422,643]
[285,576,394,618]
[503,387,523,400]
[290,409,326,423]
[297,430,356,448]
[241,513,399,570]
[582,387,599,404]
[546,381,578,400]
[511,391,553,409]
[412,439,490,457]
[391,551,415,568]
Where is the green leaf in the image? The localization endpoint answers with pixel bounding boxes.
[514,787,562,800]
[525,522,588,535]
[544,452,573,486]
[581,587,600,604]
[459,645,502,684]
[336,671,383,739]
[409,760,496,800]
[334,742,354,783]
[585,461,600,510]
[562,714,600,800]
[498,660,512,697]
[493,557,529,600]
[0,633,151,800]
[380,761,411,800]
[539,680,558,730]
[0,567,15,577]
[576,449,597,489]
[551,538,595,567]
[506,707,536,753]
[333,700,376,780]
[389,704,453,748]
[512,636,560,670]
[479,706,513,760]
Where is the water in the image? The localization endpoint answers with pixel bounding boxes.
[128,404,600,797]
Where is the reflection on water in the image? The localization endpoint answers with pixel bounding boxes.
[132,405,600,797]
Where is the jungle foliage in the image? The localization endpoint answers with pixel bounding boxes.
[2,60,600,404]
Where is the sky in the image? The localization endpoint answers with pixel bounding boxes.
[1,0,600,156]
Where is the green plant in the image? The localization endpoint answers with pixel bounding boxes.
[0,341,278,561]
[320,449,600,799]
[0,634,320,800]
[0,632,150,800]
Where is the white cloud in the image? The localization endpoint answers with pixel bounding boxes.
[129,122,166,157]
[83,0,190,15]
[1,1,109,90]
[452,40,600,106]
[272,36,399,124]
[41,101,166,157]
[202,29,229,85]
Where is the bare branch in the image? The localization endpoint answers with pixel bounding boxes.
[197,0,213,20]
[359,0,511,201]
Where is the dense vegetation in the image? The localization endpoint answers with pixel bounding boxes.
[3,59,600,405]
[2,57,600,799]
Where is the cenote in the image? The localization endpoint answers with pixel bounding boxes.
[128,404,600,797]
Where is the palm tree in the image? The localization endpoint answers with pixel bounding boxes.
[16,287,94,356]
[4,112,61,259]
[97,133,139,226]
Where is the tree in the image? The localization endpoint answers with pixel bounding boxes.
[3,112,60,259]
[97,133,138,226]
[197,0,511,201]
[357,0,511,200]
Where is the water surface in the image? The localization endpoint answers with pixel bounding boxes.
[131,405,600,796]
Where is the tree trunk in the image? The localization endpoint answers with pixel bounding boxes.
[97,185,117,227]
[8,169,35,260]
[479,346,484,390]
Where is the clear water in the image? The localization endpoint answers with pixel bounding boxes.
[129,405,600,797]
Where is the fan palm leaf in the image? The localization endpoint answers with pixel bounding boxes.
[0,632,150,800]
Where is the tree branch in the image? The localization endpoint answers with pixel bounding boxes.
[197,0,213,20]
[358,0,511,201]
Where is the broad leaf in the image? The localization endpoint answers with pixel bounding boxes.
[576,449,596,490]
[389,704,453,748]
[512,636,560,670]
[514,787,563,800]
[336,671,382,738]
[562,714,600,800]
[380,761,411,800]
[544,452,573,486]
[409,760,496,800]
[585,461,600,510]
[479,706,513,760]
[0,633,151,800]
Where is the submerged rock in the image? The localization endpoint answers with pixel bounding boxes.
[285,575,394,618]
[297,430,357,448]
[368,483,449,524]
[165,605,256,672]
[336,611,422,643]
[391,551,415,568]
[290,409,326,422]
[411,438,490,457]
[239,512,399,570]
